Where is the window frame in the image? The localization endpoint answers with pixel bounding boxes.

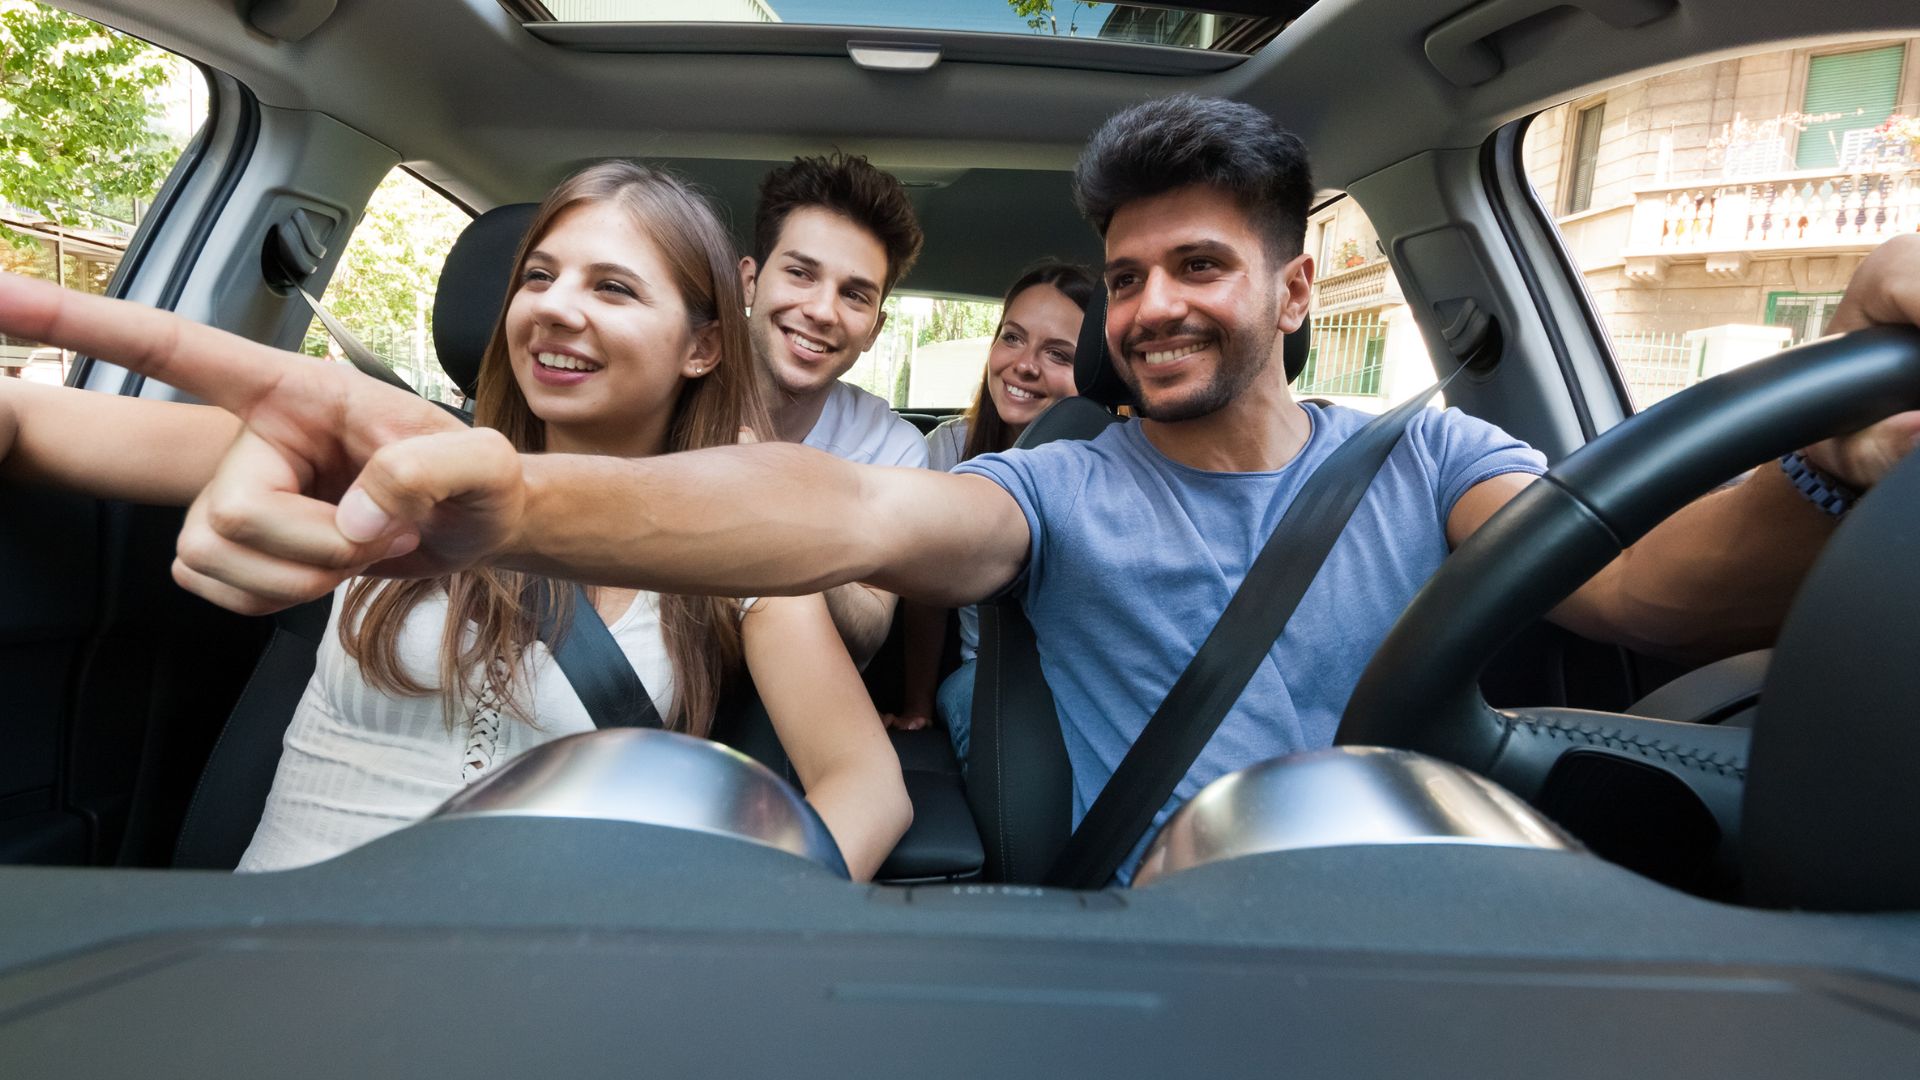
[1562,100,1607,217]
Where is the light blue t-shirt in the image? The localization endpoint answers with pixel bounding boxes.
[955,403,1547,882]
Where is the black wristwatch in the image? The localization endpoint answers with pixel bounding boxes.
[1780,450,1858,517]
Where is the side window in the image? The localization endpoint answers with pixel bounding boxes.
[1300,198,1433,414]
[0,2,206,384]
[1524,36,1919,408]
[302,170,471,405]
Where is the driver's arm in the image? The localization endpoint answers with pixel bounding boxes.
[501,443,1031,609]
[1448,469,1836,661]
[1446,236,1920,662]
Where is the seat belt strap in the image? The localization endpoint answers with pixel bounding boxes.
[1045,370,1461,889]
[296,286,420,394]
[533,582,665,730]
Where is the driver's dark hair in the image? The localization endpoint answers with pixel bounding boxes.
[1072,94,1314,262]
[754,152,924,295]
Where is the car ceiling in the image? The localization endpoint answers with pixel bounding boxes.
[52,0,1919,297]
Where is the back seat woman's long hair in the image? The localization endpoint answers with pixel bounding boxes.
[338,161,772,737]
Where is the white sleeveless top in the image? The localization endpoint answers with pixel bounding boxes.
[236,581,673,872]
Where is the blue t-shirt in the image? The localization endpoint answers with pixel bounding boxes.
[954,403,1546,882]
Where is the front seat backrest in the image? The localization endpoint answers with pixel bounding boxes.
[964,288,1311,883]
[434,203,541,398]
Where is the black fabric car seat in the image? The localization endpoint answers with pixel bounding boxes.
[964,288,1311,883]
[173,204,538,869]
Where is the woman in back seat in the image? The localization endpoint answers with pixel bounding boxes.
[0,162,911,879]
[884,262,1093,769]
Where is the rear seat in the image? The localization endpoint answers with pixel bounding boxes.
[175,202,983,882]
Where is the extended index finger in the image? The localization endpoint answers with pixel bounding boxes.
[0,272,316,415]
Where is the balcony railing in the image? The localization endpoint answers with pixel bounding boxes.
[1311,258,1398,313]
[1628,165,1918,257]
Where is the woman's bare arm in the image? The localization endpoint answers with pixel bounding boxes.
[0,380,238,505]
[742,592,911,882]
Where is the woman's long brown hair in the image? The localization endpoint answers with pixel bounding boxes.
[339,161,771,738]
[959,260,1097,462]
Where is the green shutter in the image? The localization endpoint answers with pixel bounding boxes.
[1796,45,1905,169]
[1361,337,1385,396]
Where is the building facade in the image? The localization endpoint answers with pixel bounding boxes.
[1308,37,1920,409]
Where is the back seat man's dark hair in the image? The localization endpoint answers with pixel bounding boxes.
[1070,94,1315,261]
[753,152,925,294]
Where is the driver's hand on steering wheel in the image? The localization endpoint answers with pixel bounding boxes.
[1805,235,1920,491]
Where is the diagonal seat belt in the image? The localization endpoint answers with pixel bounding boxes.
[533,583,665,730]
[1045,368,1461,889]
[297,287,419,393]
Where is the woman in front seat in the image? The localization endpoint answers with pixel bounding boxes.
[0,163,911,880]
[884,261,1094,769]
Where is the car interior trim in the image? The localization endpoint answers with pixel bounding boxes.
[430,728,852,880]
[524,23,1249,76]
[1477,122,1600,442]
[1131,746,1577,887]
[1494,113,1636,425]
[82,69,258,398]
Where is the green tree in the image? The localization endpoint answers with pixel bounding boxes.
[0,0,176,227]
[916,299,1000,347]
[1007,0,1100,35]
[891,352,912,408]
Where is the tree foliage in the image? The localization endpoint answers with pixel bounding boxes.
[916,298,1000,347]
[1007,0,1100,35]
[0,0,176,226]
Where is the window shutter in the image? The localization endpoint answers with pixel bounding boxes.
[1796,45,1905,169]
[1566,104,1605,214]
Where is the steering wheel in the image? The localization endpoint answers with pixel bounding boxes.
[1338,325,1920,880]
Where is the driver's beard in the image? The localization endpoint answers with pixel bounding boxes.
[1122,301,1278,423]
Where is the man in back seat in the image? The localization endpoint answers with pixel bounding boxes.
[739,153,931,662]
[15,95,1920,884]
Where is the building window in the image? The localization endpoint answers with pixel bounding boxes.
[1564,103,1605,215]
[1795,44,1906,169]
[1765,291,1847,345]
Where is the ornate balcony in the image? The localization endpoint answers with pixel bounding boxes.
[1312,258,1400,314]
[1623,164,1918,280]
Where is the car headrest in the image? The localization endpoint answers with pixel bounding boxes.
[1071,285,1313,408]
[432,203,540,397]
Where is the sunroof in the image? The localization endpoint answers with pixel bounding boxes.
[512,1,1291,55]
